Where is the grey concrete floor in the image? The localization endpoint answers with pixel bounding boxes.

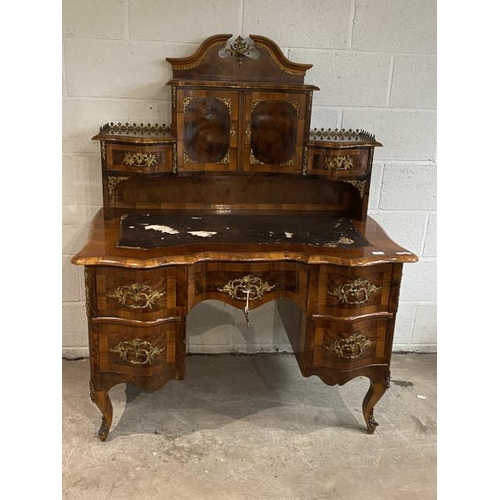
[62,353,436,500]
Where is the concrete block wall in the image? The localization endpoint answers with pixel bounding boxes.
[62,0,437,358]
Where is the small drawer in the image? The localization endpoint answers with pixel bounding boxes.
[307,147,368,178]
[95,266,181,320]
[312,318,389,370]
[92,321,179,377]
[105,142,173,174]
[193,262,307,309]
[316,264,393,318]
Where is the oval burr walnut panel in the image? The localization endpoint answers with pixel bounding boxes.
[184,96,231,164]
[251,100,297,165]
[175,89,239,171]
[243,91,307,173]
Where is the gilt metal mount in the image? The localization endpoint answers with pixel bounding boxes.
[218,275,275,329]
[323,155,353,171]
[123,151,158,168]
[328,278,381,305]
[324,333,373,359]
[110,339,164,365]
[107,283,165,309]
[230,36,252,67]
[107,175,130,195]
[218,275,275,301]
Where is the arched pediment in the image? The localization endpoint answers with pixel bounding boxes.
[166,34,313,84]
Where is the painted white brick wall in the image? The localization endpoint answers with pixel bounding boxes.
[62,0,437,358]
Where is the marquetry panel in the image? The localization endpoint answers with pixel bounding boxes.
[189,261,308,310]
[306,147,369,179]
[92,321,179,377]
[94,266,184,320]
[311,317,389,370]
[106,143,174,174]
[313,264,394,319]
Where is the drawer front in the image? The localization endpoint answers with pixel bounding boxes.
[92,321,179,377]
[95,267,183,320]
[106,143,173,174]
[316,264,393,318]
[312,318,389,370]
[192,262,308,309]
[307,147,368,178]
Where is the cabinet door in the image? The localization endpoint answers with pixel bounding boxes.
[176,89,239,171]
[242,91,307,174]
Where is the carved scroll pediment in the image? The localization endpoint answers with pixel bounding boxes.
[166,34,315,84]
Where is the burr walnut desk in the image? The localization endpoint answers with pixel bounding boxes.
[71,34,417,441]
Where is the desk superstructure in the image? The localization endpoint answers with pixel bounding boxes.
[72,34,417,441]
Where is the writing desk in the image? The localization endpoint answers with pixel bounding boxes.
[71,34,417,441]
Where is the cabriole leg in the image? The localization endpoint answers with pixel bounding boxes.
[89,381,113,441]
[362,376,388,434]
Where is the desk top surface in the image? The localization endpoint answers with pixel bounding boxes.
[117,213,370,250]
[72,209,418,268]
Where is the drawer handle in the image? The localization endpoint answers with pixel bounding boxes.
[323,155,353,171]
[110,339,164,365]
[218,275,275,329]
[123,151,158,168]
[328,278,381,305]
[107,283,165,309]
[324,333,373,359]
[217,275,275,301]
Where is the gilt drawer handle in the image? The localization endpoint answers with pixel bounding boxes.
[107,283,165,309]
[328,278,381,305]
[123,151,158,168]
[217,275,275,301]
[324,333,373,359]
[110,339,164,365]
[323,155,353,171]
[218,275,276,329]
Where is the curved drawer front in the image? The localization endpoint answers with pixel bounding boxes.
[92,321,179,377]
[192,261,308,309]
[317,264,393,318]
[306,147,368,179]
[106,143,173,174]
[95,266,183,320]
[312,318,389,370]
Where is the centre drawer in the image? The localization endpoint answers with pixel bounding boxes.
[191,261,308,309]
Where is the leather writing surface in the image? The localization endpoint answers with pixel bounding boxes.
[118,214,369,249]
